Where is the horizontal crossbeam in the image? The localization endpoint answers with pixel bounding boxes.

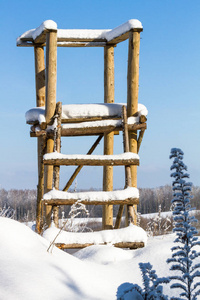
[43,152,139,166]
[43,187,139,206]
[55,241,144,249]
[43,197,139,206]
[30,122,147,137]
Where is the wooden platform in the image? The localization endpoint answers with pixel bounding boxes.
[17,19,143,48]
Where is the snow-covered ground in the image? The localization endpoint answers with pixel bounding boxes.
[1,217,199,299]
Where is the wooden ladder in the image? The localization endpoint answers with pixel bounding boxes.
[37,105,140,234]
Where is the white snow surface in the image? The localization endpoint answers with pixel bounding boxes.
[43,223,147,246]
[17,19,143,45]
[105,19,143,41]
[25,103,148,124]
[61,103,124,119]
[32,20,57,40]
[62,119,122,129]
[43,151,139,161]
[43,187,139,202]
[57,29,110,40]
[1,217,194,299]
[17,20,57,44]
[25,106,45,124]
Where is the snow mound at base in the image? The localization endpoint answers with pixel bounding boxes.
[0,217,106,300]
[1,217,194,299]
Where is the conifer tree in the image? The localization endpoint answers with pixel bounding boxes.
[167,148,200,300]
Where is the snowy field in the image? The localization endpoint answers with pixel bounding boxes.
[1,217,199,299]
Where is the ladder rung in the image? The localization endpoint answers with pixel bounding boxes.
[43,187,139,206]
[30,122,147,137]
[43,222,147,249]
[55,241,144,249]
[43,152,139,166]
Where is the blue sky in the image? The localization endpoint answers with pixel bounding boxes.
[0,0,200,190]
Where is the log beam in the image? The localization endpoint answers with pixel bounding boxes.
[43,156,139,166]
[55,241,144,250]
[30,122,147,137]
[43,197,139,206]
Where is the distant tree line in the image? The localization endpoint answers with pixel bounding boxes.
[0,189,37,222]
[0,185,199,222]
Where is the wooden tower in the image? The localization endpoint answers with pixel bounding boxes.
[17,20,147,249]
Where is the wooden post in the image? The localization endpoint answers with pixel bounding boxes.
[44,138,54,227]
[45,30,57,125]
[103,45,115,229]
[126,30,141,226]
[36,134,46,233]
[34,46,45,176]
[34,46,45,107]
[34,46,45,233]
[52,102,62,227]
[44,29,57,227]
[114,106,133,229]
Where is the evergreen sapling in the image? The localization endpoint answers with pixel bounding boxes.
[167,148,200,300]
[117,262,169,299]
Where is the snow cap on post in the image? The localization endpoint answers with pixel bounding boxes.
[16,20,58,46]
[105,19,143,42]
[32,20,57,40]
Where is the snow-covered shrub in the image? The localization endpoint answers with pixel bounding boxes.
[167,148,200,300]
[117,262,169,299]
[146,205,172,237]
[64,201,91,233]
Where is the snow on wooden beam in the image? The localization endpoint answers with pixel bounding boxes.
[55,241,145,249]
[17,19,143,47]
[43,152,139,166]
[106,19,143,44]
[61,122,146,136]
[43,197,139,206]
[30,122,147,137]
[43,223,147,248]
[57,41,107,47]
[25,103,148,125]
[43,187,139,206]
[43,198,139,206]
